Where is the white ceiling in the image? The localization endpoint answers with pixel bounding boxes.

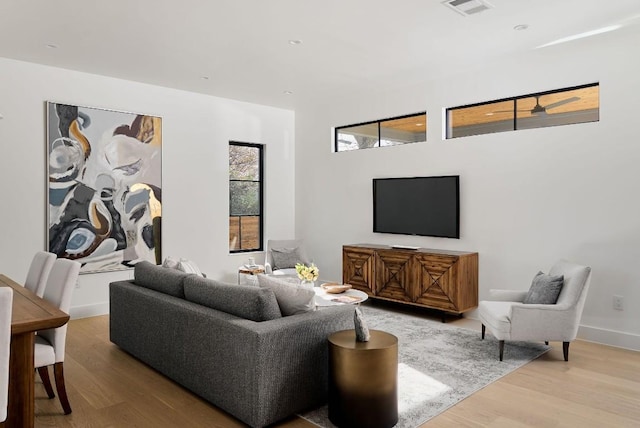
[1,0,640,110]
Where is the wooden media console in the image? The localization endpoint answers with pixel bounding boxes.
[342,244,478,318]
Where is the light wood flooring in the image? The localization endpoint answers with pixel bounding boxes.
[34,306,640,428]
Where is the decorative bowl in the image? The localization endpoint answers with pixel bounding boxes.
[321,283,352,294]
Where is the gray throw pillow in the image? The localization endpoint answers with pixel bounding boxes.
[523,271,564,304]
[257,274,315,315]
[270,247,306,270]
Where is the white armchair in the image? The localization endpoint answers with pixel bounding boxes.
[478,260,592,361]
[264,239,310,275]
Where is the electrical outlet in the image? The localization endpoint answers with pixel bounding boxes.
[613,295,624,311]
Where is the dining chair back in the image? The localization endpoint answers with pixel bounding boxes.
[34,258,80,415]
[0,287,13,422]
[24,251,56,297]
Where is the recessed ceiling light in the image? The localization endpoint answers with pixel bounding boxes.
[485,112,495,116]
[288,39,302,45]
[46,43,58,49]
[201,76,210,80]
[283,90,294,95]
[513,24,529,31]
[415,123,423,126]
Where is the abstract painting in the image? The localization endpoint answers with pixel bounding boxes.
[47,102,162,273]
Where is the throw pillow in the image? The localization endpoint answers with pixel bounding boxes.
[270,247,306,271]
[162,256,179,269]
[257,274,315,316]
[177,258,204,277]
[523,271,564,304]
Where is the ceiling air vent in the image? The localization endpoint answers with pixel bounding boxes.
[442,0,493,16]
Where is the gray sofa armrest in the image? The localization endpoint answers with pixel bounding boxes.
[207,306,355,426]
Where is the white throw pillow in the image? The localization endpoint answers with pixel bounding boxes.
[177,258,203,277]
[162,256,180,269]
[257,274,315,316]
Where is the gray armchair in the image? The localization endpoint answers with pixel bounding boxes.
[264,239,310,275]
[478,260,592,361]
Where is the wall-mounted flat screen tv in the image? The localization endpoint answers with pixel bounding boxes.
[373,175,460,238]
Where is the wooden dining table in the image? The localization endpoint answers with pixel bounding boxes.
[0,274,70,428]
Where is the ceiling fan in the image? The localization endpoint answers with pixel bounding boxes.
[491,95,580,116]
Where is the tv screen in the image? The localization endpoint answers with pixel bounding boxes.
[373,176,460,238]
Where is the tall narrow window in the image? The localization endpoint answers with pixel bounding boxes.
[229,142,263,253]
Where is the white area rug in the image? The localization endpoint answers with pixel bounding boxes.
[300,305,549,427]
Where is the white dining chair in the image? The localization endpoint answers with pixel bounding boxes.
[34,258,80,415]
[0,287,13,422]
[24,251,56,297]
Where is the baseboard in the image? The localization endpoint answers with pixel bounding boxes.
[70,302,109,320]
[578,324,640,351]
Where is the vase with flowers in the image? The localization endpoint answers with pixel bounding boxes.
[295,263,319,288]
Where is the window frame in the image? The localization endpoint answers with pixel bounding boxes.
[445,82,599,139]
[229,141,264,254]
[334,111,427,152]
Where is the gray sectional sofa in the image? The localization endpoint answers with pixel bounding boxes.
[109,261,354,427]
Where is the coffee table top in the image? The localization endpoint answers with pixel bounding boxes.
[264,274,369,306]
[314,287,368,306]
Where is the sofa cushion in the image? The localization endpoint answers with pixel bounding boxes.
[257,274,315,316]
[270,247,307,271]
[134,261,190,298]
[183,276,282,321]
[523,271,564,304]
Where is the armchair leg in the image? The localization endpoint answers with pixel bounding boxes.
[54,362,72,414]
[38,366,55,399]
[563,342,570,362]
[499,340,504,361]
[481,324,485,340]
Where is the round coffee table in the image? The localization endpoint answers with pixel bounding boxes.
[314,287,368,307]
[328,329,398,428]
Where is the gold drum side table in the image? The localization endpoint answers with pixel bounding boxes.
[328,329,398,428]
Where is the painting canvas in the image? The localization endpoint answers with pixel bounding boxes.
[47,102,162,273]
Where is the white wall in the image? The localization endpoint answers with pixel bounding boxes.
[0,57,295,318]
[295,27,640,350]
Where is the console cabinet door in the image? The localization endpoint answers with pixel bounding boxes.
[342,246,375,294]
[414,254,460,311]
[374,250,417,303]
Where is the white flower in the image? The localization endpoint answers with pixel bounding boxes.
[295,263,319,282]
